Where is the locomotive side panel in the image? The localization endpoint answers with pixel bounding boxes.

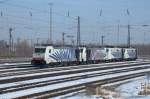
[123,48,137,60]
[45,46,77,65]
[107,48,123,61]
[31,45,138,66]
[89,48,107,61]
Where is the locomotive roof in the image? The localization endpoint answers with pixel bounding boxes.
[34,44,135,49]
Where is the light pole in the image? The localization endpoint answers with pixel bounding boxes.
[9,27,13,58]
[117,20,120,45]
[143,32,146,45]
[77,16,80,47]
[48,3,53,44]
[127,24,130,47]
[101,35,105,46]
[126,9,131,47]
[62,32,66,47]
[67,35,74,46]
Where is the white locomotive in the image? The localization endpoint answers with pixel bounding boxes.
[31,45,137,66]
[123,48,137,60]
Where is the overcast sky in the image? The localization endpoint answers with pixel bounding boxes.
[0,0,150,45]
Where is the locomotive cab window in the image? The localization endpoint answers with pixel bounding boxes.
[35,48,46,53]
[106,49,109,52]
[49,49,51,53]
[80,49,83,53]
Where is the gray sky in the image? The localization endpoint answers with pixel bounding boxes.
[0,0,150,45]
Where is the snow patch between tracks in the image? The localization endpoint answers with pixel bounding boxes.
[0,68,150,98]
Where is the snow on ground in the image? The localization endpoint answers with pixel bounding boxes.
[52,92,104,99]
[0,64,150,89]
[0,60,142,67]
[57,76,150,99]
[60,93,92,99]
[1,68,150,98]
[116,76,150,99]
[1,62,150,81]
[0,67,36,72]
[0,62,30,67]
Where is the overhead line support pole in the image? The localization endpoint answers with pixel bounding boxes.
[62,32,66,47]
[49,3,53,44]
[127,24,130,47]
[9,27,12,58]
[101,35,104,46]
[77,16,80,47]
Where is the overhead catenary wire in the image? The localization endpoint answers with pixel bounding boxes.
[0,2,108,30]
[0,2,77,20]
[1,13,145,36]
[0,2,78,32]
[0,2,115,36]
[0,11,77,26]
[0,1,79,42]
[0,12,104,39]
[1,1,149,45]
[0,12,78,31]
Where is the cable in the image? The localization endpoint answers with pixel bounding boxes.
[0,2,77,20]
[0,18,77,33]
[0,2,111,31]
[0,0,10,3]
[0,12,76,29]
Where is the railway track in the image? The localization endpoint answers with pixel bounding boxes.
[0,61,149,85]
[0,67,149,99]
[0,60,149,78]
[0,59,147,71]
[0,64,149,94]
[36,73,145,99]
[0,60,150,98]
[0,61,136,72]
[0,64,34,69]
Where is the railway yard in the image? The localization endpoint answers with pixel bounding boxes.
[0,59,150,98]
[0,0,149,98]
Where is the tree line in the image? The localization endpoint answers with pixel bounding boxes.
[0,39,150,58]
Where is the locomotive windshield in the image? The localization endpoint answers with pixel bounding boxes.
[35,48,46,53]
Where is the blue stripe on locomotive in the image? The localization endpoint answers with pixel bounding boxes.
[111,52,122,58]
[127,51,136,57]
[49,48,76,62]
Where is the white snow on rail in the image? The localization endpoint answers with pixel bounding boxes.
[0,59,147,67]
[1,67,150,98]
[0,61,124,67]
[0,61,139,77]
[55,76,150,99]
[0,67,36,72]
[0,61,149,81]
[116,77,150,99]
[0,61,124,73]
[0,62,30,67]
[0,64,150,89]
[0,60,147,74]
[0,61,137,73]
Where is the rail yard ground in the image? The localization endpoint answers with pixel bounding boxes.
[60,76,150,99]
[0,58,31,64]
[0,58,149,98]
[0,0,149,98]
